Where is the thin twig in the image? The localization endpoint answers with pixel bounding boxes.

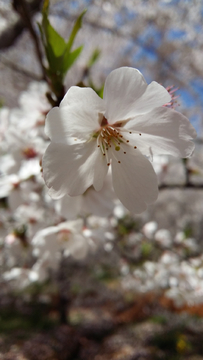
[159,183,203,190]
[13,0,46,80]
[0,55,43,81]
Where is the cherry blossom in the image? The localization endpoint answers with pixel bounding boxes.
[43,67,196,213]
[31,219,92,265]
[55,172,115,219]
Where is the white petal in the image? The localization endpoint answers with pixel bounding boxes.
[45,87,105,143]
[124,107,197,158]
[103,67,170,123]
[45,106,101,144]
[58,219,84,232]
[32,230,54,246]
[42,140,108,199]
[60,86,104,111]
[110,145,158,213]
[55,195,82,219]
[44,106,63,142]
[92,150,109,192]
[130,81,171,116]
[82,176,115,216]
[65,234,89,260]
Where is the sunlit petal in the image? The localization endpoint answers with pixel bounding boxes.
[42,140,108,199]
[103,67,170,123]
[124,107,197,157]
[110,144,158,213]
[45,101,103,143]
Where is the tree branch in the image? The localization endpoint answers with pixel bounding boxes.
[159,183,203,190]
[0,56,43,80]
[12,0,46,80]
[0,0,43,50]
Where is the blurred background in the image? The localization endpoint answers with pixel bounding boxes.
[1,0,203,359]
[1,0,203,125]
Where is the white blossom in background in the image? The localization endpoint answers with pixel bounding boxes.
[4,232,31,268]
[3,267,40,290]
[113,200,129,219]
[19,82,50,117]
[154,229,172,247]
[0,107,9,144]
[9,81,50,132]
[142,221,158,239]
[3,126,45,174]
[43,67,196,214]
[152,155,169,183]
[31,219,93,272]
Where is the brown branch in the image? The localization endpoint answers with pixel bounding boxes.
[159,183,203,190]
[13,0,46,80]
[0,0,43,50]
[0,56,43,80]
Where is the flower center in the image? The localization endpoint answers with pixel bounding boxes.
[100,125,123,149]
[94,116,128,166]
[92,115,140,166]
[23,147,38,159]
[58,229,71,242]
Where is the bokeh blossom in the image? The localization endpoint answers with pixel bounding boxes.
[43,67,196,213]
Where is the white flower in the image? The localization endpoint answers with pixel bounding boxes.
[3,267,39,289]
[154,229,172,247]
[43,67,196,213]
[55,172,115,219]
[142,221,158,239]
[31,219,91,265]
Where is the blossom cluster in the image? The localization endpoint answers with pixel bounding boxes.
[0,81,118,290]
[122,221,203,308]
[0,67,199,312]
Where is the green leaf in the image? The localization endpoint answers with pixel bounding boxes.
[87,48,101,68]
[62,45,83,74]
[88,79,104,98]
[97,85,104,98]
[38,21,56,71]
[42,0,49,14]
[42,15,66,58]
[39,9,86,75]
[66,9,86,53]
[38,4,86,100]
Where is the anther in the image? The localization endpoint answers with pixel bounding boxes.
[126,140,129,143]
[107,163,110,166]
[124,152,126,154]
[118,161,121,163]
[139,133,141,136]
[134,146,137,149]
[97,145,100,147]
[129,132,132,134]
